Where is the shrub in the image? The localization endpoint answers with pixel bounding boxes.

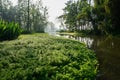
[0,34,98,80]
[0,20,21,41]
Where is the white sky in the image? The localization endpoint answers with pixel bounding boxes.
[42,0,68,22]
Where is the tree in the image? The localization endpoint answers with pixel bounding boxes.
[59,0,92,32]
[0,0,3,17]
[60,0,120,35]
[109,0,120,34]
[27,0,30,32]
[0,0,49,33]
[61,0,78,31]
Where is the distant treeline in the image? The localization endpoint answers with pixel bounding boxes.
[0,0,48,33]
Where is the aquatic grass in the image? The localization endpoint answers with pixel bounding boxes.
[0,33,98,80]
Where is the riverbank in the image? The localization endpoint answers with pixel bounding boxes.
[57,33,120,80]
[58,31,93,37]
[0,33,98,80]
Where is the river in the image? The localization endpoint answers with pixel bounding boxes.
[56,34,120,80]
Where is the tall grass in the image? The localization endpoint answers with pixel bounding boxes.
[0,20,21,41]
[0,34,98,80]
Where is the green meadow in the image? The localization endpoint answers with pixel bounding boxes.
[0,34,98,80]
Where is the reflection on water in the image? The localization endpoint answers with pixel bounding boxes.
[92,36,120,80]
[60,35,94,48]
[59,34,120,80]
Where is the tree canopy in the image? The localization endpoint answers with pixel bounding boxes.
[0,0,48,33]
[59,0,120,35]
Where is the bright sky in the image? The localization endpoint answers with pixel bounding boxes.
[42,0,68,22]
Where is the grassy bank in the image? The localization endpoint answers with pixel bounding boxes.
[58,32,75,36]
[0,33,98,80]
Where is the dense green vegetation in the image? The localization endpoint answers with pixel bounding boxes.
[0,19,21,41]
[109,0,120,34]
[58,0,120,35]
[0,0,120,80]
[0,34,98,80]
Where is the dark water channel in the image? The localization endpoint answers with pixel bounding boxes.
[58,34,120,80]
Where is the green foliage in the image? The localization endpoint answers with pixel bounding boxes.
[0,20,21,40]
[59,0,94,33]
[0,0,48,33]
[60,0,120,35]
[0,34,98,80]
[109,0,120,34]
[92,0,112,35]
